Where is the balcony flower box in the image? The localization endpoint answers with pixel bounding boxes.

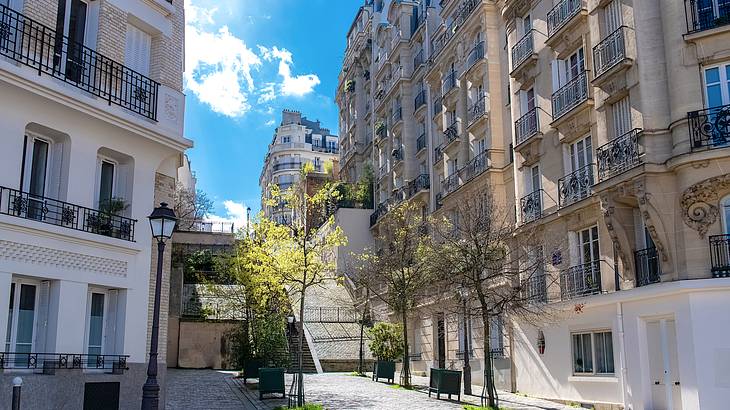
[428,368,462,401]
[258,367,286,400]
[372,360,395,383]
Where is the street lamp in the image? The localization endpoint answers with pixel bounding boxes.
[458,286,472,395]
[142,202,177,410]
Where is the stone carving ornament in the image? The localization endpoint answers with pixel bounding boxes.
[680,174,730,238]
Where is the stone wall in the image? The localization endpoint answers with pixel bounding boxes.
[176,319,242,369]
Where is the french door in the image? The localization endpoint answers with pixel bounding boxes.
[5,281,38,366]
[704,64,730,146]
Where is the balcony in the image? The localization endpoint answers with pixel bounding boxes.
[407,174,430,199]
[460,150,490,183]
[177,221,235,234]
[313,145,339,154]
[560,261,602,300]
[552,71,590,121]
[596,129,643,182]
[511,31,535,74]
[434,144,444,163]
[635,247,661,287]
[523,273,548,303]
[273,161,303,172]
[710,234,730,278]
[558,164,595,208]
[519,190,543,224]
[0,5,159,120]
[378,163,389,179]
[687,104,730,151]
[0,186,136,241]
[593,26,630,82]
[441,172,460,197]
[515,107,540,146]
[442,71,458,96]
[465,41,485,73]
[685,0,730,34]
[0,352,129,374]
[414,89,427,111]
[413,49,425,70]
[547,0,586,40]
[392,106,403,125]
[433,95,443,116]
[370,200,392,227]
[468,92,488,127]
[417,132,427,152]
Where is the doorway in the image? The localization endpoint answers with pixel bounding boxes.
[646,318,682,410]
[436,313,445,369]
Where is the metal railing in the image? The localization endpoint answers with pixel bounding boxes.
[710,234,730,278]
[635,247,661,287]
[434,95,443,115]
[468,92,488,127]
[685,0,730,33]
[547,0,584,38]
[413,48,424,68]
[313,145,339,154]
[444,122,459,145]
[407,174,430,198]
[273,161,302,172]
[552,71,589,120]
[596,128,643,181]
[442,71,458,95]
[466,41,485,71]
[0,352,128,373]
[177,221,235,233]
[519,189,543,224]
[560,260,602,300]
[515,107,540,146]
[455,349,475,359]
[558,163,595,207]
[460,150,490,182]
[593,26,628,79]
[303,307,358,323]
[0,186,136,241]
[687,104,730,150]
[415,89,427,110]
[392,106,403,124]
[523,273,548,303]
[441,172,460,197]
[0,5,159,120]
[434,144,444,163]
[417,132,427,152]
[511,31,535,72]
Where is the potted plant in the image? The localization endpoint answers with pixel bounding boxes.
[90,197,128,237]
[375,121,386,137]
[345,79,356,93]
[367,322,403,383]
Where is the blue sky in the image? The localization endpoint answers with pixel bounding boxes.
[184,0,362,226]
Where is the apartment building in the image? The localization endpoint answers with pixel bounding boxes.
[0,0,190,408]
[338,0,730,408]
[260,110,339,224]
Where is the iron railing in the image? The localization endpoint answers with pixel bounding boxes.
[444,122,459,145]
[434,95,443,115]
[523,273,548,303]
[417,132,427,152]
[413,48,425,68]
[558,164,595,207]
[515,107,540,146]
[303,307,358,323]
[0,352,128,373]
[0,5,159,120]
[441,172,460,197]
[593,26,628,79]
[273,161,303,172]
[687,104,730,150]
[455,349,475,359]
[442,71,458,95]
[552,71,589,120]
[313,145,339,154]
[596,128,643,181]
[392,106,403,124]
[468,92,488,127]
[685,0,730,33]
[560,260,602,300]
[0,186,136,241]
[460,150,490,182]
[466,41,485,71]
[434,144,445,163]
[177,221,235,233]
[407,174,430,198]
[415,89,427,110]
[635,247,661,287]
[511,31,535,72]
[710,234,730,278]
[520,190,543,224]
[548,0,584,37]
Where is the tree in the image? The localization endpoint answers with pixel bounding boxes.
[433,187,555,408]
[173,183,214,230]
[353,200,443,387]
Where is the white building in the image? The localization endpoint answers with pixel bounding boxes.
[260,109,339,224]
[0,0,190,408]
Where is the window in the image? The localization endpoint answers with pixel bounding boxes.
[282,136,291,144]
[27,138,50,198]
[696,0,730,29]
[125,23,152,76]
[490,316,504,355]
[98,160,115,207]
[5,282,37,362]
[604,0,623,34]
[572,331,615,375]
[87,292,105,356]
[522,14,532,36]
[448,159,458,176]
[552,48,585,91]
[612,97,632,138]
[520,88,536,115]
[569,136,593,172]
[722,195,730,234]
[527,165,541,193]
[55,0,89,81]
[477,138,487,154]
[704,64,730,109]
[580,226,600,265]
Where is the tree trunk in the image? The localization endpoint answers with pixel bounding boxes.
[400,308,411,387]
[482,312,497,408]
[358,306,365,374]
[297,292,306,407]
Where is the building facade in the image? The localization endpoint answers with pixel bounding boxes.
[337,0,730,408]
[260,110,339,224]
[0,0,190,408]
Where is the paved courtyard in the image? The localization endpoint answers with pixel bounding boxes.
[166,369,576,410]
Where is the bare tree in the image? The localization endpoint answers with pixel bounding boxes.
[173,183,214,230]
[353,200,444,387]
[433,186,557,408]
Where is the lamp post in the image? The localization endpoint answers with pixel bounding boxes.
[458,286,472,395]
[142,202,177,410]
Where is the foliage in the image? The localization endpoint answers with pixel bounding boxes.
[354,164,375,208]
[253,310,289,367]
[367,322,404,361]
[173,183,214,230]
[375,121,386,135]
[345,79,355,92]
[98,197,128,215]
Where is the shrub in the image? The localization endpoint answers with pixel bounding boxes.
[367,322,404,361]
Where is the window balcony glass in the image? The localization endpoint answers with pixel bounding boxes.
[416,132,427,152]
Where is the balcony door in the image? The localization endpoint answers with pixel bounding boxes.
[54,0,89,83]
[5,281,38,365]
[704,64,730,146]
[552,48,585,93]
[604,0,623,34]
[580,226,600,267]
[570,136,593,172]
[22,137,51,220]
[696,0,730,29]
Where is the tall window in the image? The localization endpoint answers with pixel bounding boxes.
[527,165,541,193]
[604,0,623,34]
[570,136,593,172]
[722,195,730,234]
[704,64,730,109]
[5,282,37,361]
[98,160,115,207]
[580,226,600,266]
[572,331,615,375]
[87,292,105,357]
[55,0,89,81]
[24,137,50,220]
[125,23,152,76]
[612,97,632,138]
[552,48,585,92]
[520,88,535,115]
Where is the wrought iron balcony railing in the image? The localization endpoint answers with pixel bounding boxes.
[407,174,430,198]
[434,95,443,115]
[434,144,444,163]
[468,92,488,127]
[635,247,661,287]
[273,161,303,172]
[392,106,403,124]
[442,71,458,95]
[685,0,730,34]
[520,189,543,224]
[522,273,548,303]
[0,5,159,120]
[710,234,730,278]
[593,26,628,79]
[417,132,427,152]
[558,163,595,208]
[687,104,730,150]
[177,221,235,234]
[370,199,392,227]
[460,150,490,183]
[560,260,602,300]
[455,349,475,359]
[303,307,358,323]
[0,186,136,241]
[413,48,425,68]
[515,107,540,146]
[0,352,128,373]
[312,145,339,154]
[441,172,460,197]
[415,89,427,110]
[466,41,485,71]
[552,71,589,121]
[444,122,459,145]
[596,128,643,182]
[511,31,535,72]
[547,0,584,38]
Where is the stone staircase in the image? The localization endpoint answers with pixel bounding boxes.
[287,335,318,374]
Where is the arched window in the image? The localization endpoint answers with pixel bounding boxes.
[722,195,730,234]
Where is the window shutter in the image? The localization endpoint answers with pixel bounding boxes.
[104,290,118,354]
[613,97,631,138]
[125,24,151,76]
[33,281,51,353]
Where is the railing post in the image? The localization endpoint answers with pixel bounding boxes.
[107,60,114,106]
[11,377,22,410]
[38,26,45,77]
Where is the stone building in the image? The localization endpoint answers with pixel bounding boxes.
[0,0,190,408]
[337,0,730,408]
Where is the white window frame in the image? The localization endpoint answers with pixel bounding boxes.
[603,0,623,34]
[571,330,615,376]
[612,96,632,138]
[23,133,53,197]
[703,62,730,109]
[96,156,118,208]
[84,289,108,358]
[5,279,40,356]
[526,164,541,194]
[722,195,730,234]
[579,225,600,265]
[569,135,593,172]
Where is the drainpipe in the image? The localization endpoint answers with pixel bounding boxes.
[617,302,629,409]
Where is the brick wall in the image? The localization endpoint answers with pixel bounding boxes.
[96,0,126,63]
[23,0,58,28]
[150,1,185,91]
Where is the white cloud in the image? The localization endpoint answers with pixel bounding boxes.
[205,200,250,232]
[258,83,276,103]
[264,119,276,127]
[259,46,320,97]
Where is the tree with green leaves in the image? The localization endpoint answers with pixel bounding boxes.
[173,183,214,230]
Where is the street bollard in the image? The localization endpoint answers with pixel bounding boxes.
[12,377,22,410]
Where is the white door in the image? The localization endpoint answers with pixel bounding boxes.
[647,319,683,410]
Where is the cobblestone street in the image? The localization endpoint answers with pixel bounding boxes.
[166,369,575,409]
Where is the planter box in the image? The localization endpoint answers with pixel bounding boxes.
[372,360,395,383]
[428,368,462,401]
[242,359,264,384]
[259,367,286,400]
